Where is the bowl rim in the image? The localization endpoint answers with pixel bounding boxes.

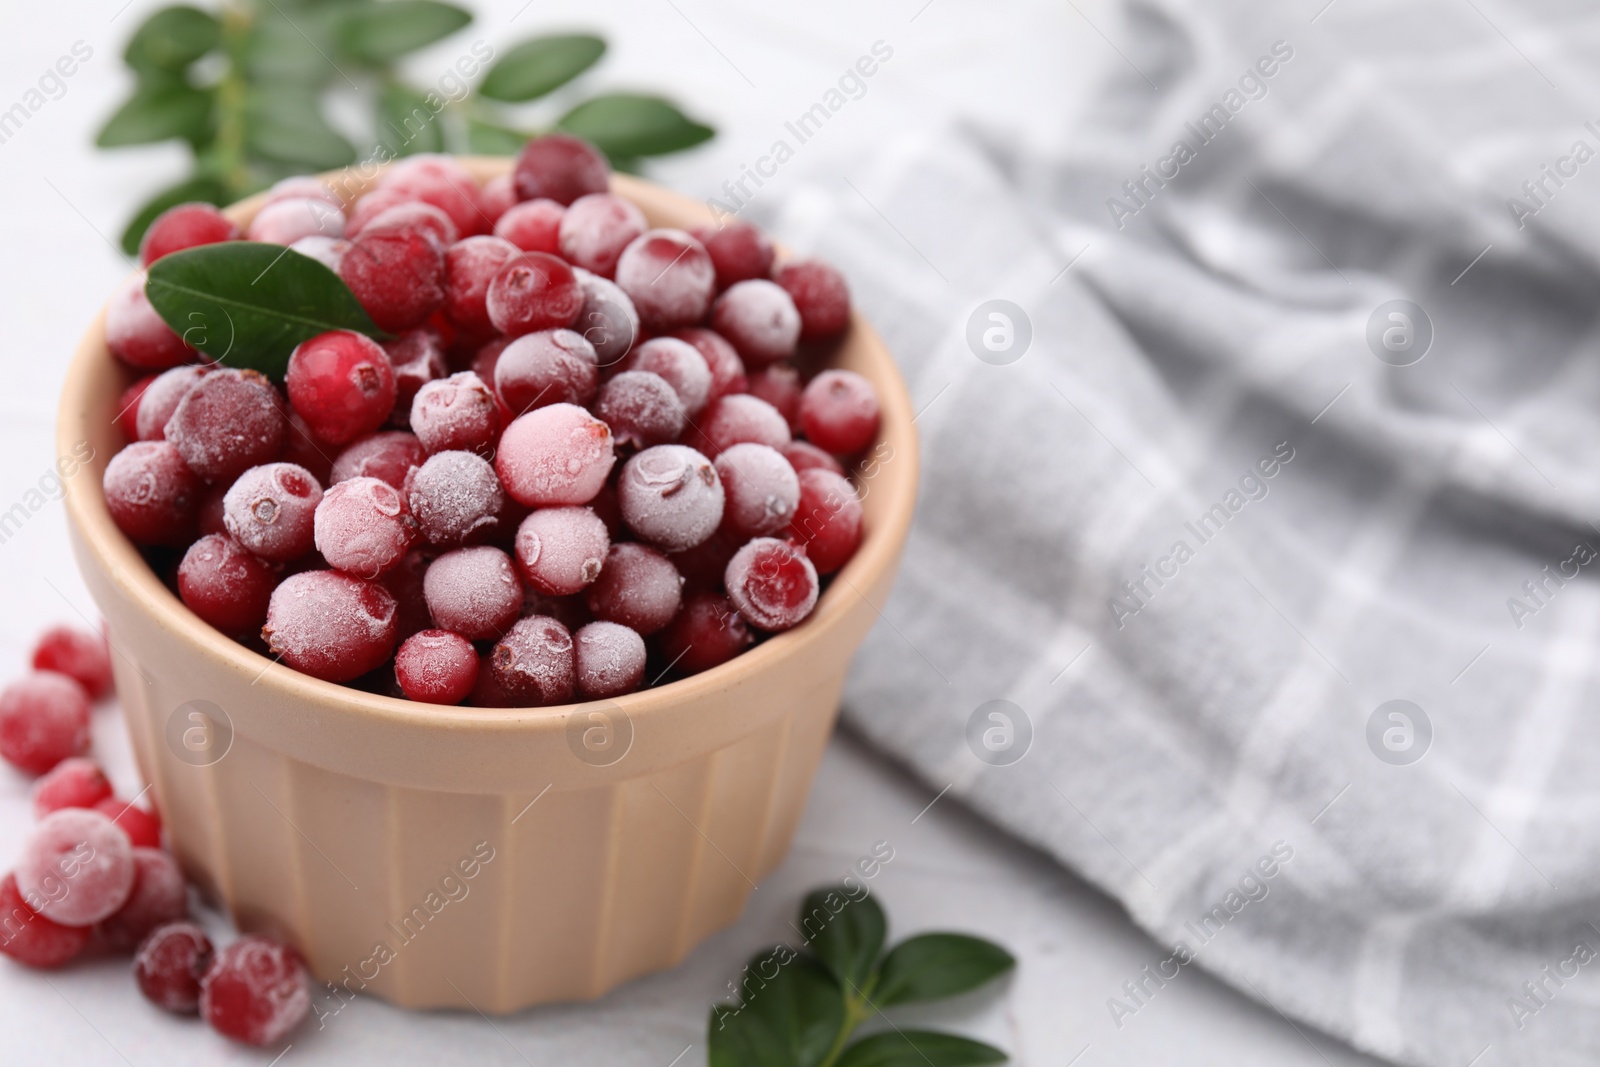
[58,158,920,739]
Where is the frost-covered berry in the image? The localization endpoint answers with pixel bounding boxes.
[674,327,748,402]
[100,847,188,951]
[200,934,310,1047]
[315,477,415,577]
[689,394,790,458]
[559,193,647,277]
[495,403,615,507]
[692,221,775,290]
[747,364,802,431]
[117,376,155,441]
[165,368,286,485]
[657,592,752,675]
[489,616,575,706]
[178,534,279,634]
[137,365,208,441]
[479,173,516,226]
[494,198,565,253]
[264,175,341,207]
[104,441,202,546]
[378,155,484,237]
[711,280,800,365]
[407,450,503,547]
[423,546,523,641]
[585,543,682,635]
[339,229,446,332]
[96,797,162,850]
[799,369,880,455]
[106,275,192,371]
[486,251,582,336]
[134,921,213,1013]
[571,268,639,368]
[623,337,712,416]
[443,235,520,335]
[246,197,344,245]
[0,872,90,968]
[595,371,684,449]
[383,329,447,426]
[614,229,715,331]
[515,507,608,596]
[394,630,478,705]
[410,371,500,456]
[780,440,844,477]
[715,443,800,538]
[32,627,112,702]
[223,463,322,561]
[574,621,645,698]
[617,444,723,551]
[495,329,598,414]
[725,537,819,632]
[286,330,397,447]
[263,570,399,682]
[788,468,863,574]
[141,202,237,266]
[774,259,851,340]
[513,133,610,206]
[357,201,459,249]
[329,432,426,489]
[16,808,136,926]
[30,759,111,824]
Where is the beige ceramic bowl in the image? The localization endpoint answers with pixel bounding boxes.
[56,159,917,1013]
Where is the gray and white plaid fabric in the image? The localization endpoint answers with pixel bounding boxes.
[738,0,1600,1064]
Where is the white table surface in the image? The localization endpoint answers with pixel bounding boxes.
[0,1,1391,1063]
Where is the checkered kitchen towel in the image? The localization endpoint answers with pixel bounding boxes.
[725,0,1600,1063]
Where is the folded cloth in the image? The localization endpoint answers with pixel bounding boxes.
[725,0,1600,1063]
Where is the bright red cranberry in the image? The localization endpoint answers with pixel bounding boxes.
[103,441,202,546]
[407,450,503,547]
[496,403,615,507]
[494,198,565,253]
[134,920,213,1013]
[711,280,800,365]
[105,275,192,371]
[596,371,684,449]
[692,221,775,290]
[410,371,500,455]
[0,871,90,968]
[286,330,398,448]
[514,507,608,596]
[357,201,459,249]
[486,252,582,336]
[330,432,425,489]
[179,534,279,633]
[165,368,286,485]
[378,155,485,237]
[559,193,646,277]
[674,327,748,402]
[800,369,880,455]
[443,235,520,335]
[140,202,237,266]
[585,543,682,635]
[657,592,752,675]
[116,375,156,441]
[618,444,724,551]
[0,672,89,777]
[394,629,479,705]
[490,616,575,706]
[32,627,112,701]
[571,269,639,368]
[95,797,162,849]
[573,621,645,698]
[715,443,800,538]
[30,758,112,819]
[623,337,711,416]
[513,134,610,206]
[780,440,845,477]
[747,364,802,430]
[382,548,435,640]
[689,394,791,458]
[100,847,188,951]
[246,197,344,245]
[614,229,715,331]
[774,259,851,340]
[16,808,136,926]
[200,934,311,1047]
[725,537,819,632]
[223,463,322,561]
[495,329,598,414]
[136,365,208,442]
[788,468,862,574]
[423,546,523,641]
[263,570,399,682]
[314,477,415,577]
[340,228,447,333]
[383,329,447,426]
[479,174,516,225]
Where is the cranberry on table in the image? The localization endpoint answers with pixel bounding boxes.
[329,431,426,489]
[673,327,748,402]
[596,370,685,449]
[105,275,192,371]
[585,543,683,635]
[571,269,639,368]
[165,368,287,485]
[495,329,599,414]
[559,193,647,278]
[423,546,523,641]
[0,872,90,969]
[800,369,880,456]
[136,365,208,441]
[574,621,646,698]
[95,797,163,850]
[617,444,725,552]
[711,279,801,365]
[382,329,447,425]
[223,462,322,561]
[200,934,311,1047]
[715,443,800,539]
[489,615,576,706]
[495,402,615,507]
[394,630,479,705]
[747,364,802,431]
[31,758,113,819]
[0,672,91,776]
[657,592,753,676]
[16,808,137,926]
[614,229,715,331]
[623,337,712,417]
[263,570,399,683]
[692,220,775,289]
[407,450,504,547]
[134,920,213,1013]
[725,537,819,632]
[514,506,609,596]
[247,197,344,246]
[443,235,520,336]
[689,393,791,458]
[178,534,279,634]
[513,133,610,206]
[339,228,446,333]
[780,440,845,477]
[494,198,565,253]
[100,847,188,951]
[286,330,398,448]
[788,468,863,574]
[140,202,237,266]
[410,371,500,455]
[315,477,416,577]
[32,626,113,701]
[773,259,851,341]
[486,251,582,336]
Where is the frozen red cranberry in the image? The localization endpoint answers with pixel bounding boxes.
[715,443,800,538]
[496,403,615,507]
[394,629,478,705]
[780,440,845,477]
[382,548,434,640]
[407,450,503,547]
[105,275,192,371]
[32,627,112,702]
[690,393,790,458]
[726,537,819,631]
[574,621,645,698]
[774,259,851,340]
[134,921,213,1013]
[623,337,712,416]
[246,197,344,245]
[585,544,682,634]
[747,364,802,430]
[263,570,399,682]
[570,268,639,368]
[559,193,646,277]
[0,672,89,777]
[95,797,162,849]
[618,444,724,551]
[788,468,862,574]
[692,221,775,290]
[614,229,715,331]
[495,329,598,414]
[494,198,565,253]
[486,252,582,336]
[140,202,237,266]
[596,371,685,449]
[223,463,322,561]
[315,477,415,577]
[136,365,207,442]
[104,441,202,546]
[711,279,800,365]
[379,155,484,237]
[513,133,609,206]
[345,185,414,236]
[410,371,500,455]
[165,368,286,485]
[800,369,880,455]
[330,432,425,489]
[200,934,311,1047]
[288,235,350,273]
[514,507,608,595]
[489,616,575,706]
[423,546,523,641]
[30,758,112,819]
[100,847,187,951]
[0,871,90,968]
[117,375,156,441]
[16,808,136,926]
[265,175,340,207]
[358,201,459,249]
[179,534,279,633]
[286,330,398,447]
[383,330,447,426]
[657,592,752,675]
[443,235,520,335]
[479,173,516,225]
[674,327,748,401]
[340,229,447,333]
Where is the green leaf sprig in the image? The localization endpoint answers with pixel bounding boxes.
[709,886,1015,1067]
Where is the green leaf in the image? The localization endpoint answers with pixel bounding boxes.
[709,1004,803,1067]
[144,242,385,378]
[124,5,221,73]
[378,84,444,156]
[799,888,886,993]
[245,88,357,169]
[337,0,472,63]
[478,34,605,102]
[243,9,341,85]
[835,1032,1007,1067]
[556,93,713,160]
[873,935,1015,1008]
[466,118,528,156]
[96,81,213,147]
[709,949,844,1067]
[119,175,230,256]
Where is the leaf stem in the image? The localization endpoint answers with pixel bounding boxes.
[816,976,877,1067]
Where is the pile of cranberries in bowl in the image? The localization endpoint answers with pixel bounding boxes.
[101,136,881,707]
